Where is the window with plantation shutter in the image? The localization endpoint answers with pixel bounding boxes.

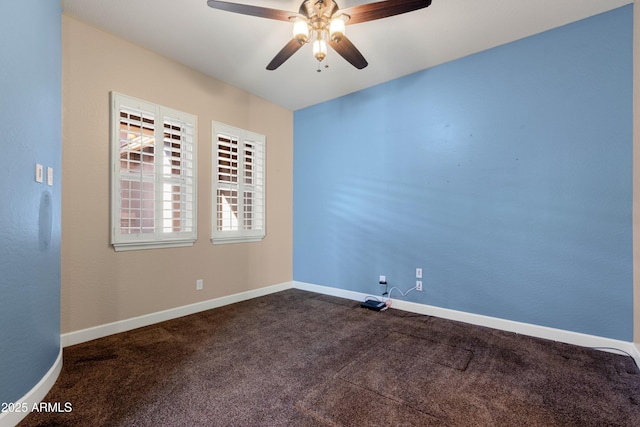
[111,92,197,251]
[212,122,265,244]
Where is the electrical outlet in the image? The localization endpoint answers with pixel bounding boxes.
[416,281,422,291]
[196,279,203,290]
[379,275,386,283]
[416,268,422,279]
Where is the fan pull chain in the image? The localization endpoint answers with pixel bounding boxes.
[317,54,330,73]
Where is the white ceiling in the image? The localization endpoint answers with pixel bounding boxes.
[60,0,632,111]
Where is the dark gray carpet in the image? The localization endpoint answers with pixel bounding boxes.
[20,289,640,426]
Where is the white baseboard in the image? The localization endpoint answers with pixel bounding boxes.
[59,279,640,369]
[61,281,295,347]
[0,347,63,427]
[293,281,640,368]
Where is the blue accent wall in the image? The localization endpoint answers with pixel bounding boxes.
[0,0,61,403]
[293,6,633,340]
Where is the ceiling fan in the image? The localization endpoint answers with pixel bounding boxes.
[206,0,432,70]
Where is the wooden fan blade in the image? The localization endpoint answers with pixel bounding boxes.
[340,0,432,25]
[266,39,304,70]
[329,36,368,69]
[207,0,295,22]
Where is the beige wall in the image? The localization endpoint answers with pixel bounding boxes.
[61,15,293,334]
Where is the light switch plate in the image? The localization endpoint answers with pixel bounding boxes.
[35,164,44,183]
[46,167,53,186]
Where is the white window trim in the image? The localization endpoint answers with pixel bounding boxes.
[110,92,197,251]
[211,121,266,245]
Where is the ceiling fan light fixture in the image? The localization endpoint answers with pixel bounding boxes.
[313,37,327,62]
[293,18,309,44]
[329,15,346,42]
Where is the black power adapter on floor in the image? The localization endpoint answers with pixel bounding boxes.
[361,299,386,311]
